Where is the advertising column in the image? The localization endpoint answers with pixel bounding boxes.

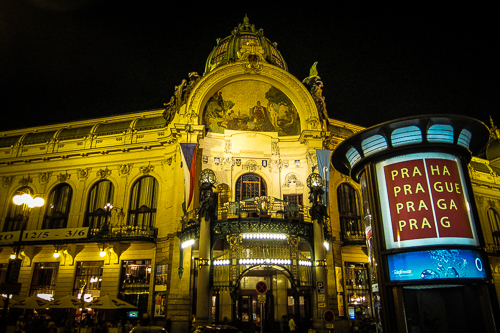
[332,115,500,333]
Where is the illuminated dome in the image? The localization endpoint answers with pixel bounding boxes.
[204,16,288,75]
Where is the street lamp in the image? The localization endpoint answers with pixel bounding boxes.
[1,192,45,333]
[12,193,45,209]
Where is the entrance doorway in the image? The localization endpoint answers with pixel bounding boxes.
[238,291,274,333]
[230,270,311,333]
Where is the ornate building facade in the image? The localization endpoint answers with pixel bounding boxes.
[0,17,498,333]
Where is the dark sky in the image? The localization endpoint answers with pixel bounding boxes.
[0,1,498,132]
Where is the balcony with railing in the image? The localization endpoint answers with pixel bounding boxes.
[178,196,314,244]
[89,224,158,241]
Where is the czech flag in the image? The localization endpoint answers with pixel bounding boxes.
[180,143,197,213]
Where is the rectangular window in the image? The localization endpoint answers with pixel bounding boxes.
[284,194,303,219]
[283,194,303,206]
[344,262,372,319]
[30,262,59,299]
[74,261,104,302]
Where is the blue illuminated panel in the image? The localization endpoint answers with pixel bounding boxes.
[346,147,362,167]
[457,129,472,149]
[427,124,454,143]
[362,135,388,157]
[387,249,486,281]
[391,126,422,147]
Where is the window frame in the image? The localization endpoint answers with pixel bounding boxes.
[43,183,73,229]
[127,176,159,229]
[84,180,115,229]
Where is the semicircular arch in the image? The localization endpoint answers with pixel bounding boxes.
[234,264,298,291]
[186,62,320,133]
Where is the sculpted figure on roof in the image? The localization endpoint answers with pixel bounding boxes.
[303,62,328,130]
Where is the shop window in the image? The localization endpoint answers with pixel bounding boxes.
[3,187,32,231]
[73,261,103,302]
[30,262,59,299]
[487,208,500,246]
[43,183,72,229]
[337,183,363,242]
[84,180,114,229]
[120,260,151,311]
[345,262,371,319]
[128,176,158,229]
[235,173,266,201]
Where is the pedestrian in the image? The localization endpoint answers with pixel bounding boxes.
[25,314,34,333]
[280,315,289,333]
[165,315,172,333]
[141,313,150,326]
[15,315,25,333]
[288,315,297,333]
[48,322,57,333]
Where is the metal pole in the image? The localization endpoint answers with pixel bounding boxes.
[260,302,263,333]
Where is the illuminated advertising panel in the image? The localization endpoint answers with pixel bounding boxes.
[376,152,479,249]
[387,249,486,281]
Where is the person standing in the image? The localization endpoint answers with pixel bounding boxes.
[288,315,297,333]
[15,316,25,333]
[280,315,289,333]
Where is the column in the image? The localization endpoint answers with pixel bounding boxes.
[195,216,211,326]
[312,219,328,331]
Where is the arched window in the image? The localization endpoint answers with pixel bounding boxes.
[337,183,362,241]
[487,208,500,246]
[3,187,33,232]
[235,173,267,201]
[216,183,231,207]
[128,176,159,229]
[43,183,73,229]
[84,180,115,229]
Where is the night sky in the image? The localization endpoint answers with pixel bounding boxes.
[0,2,498,132]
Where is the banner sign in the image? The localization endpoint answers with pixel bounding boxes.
[376,152,478,249]
[0,231,21,244]
[387,249,486,281]
[21,227,89,241]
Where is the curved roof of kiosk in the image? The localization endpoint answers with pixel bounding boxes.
[204,16,287,75]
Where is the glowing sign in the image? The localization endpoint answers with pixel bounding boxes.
[387,249,486,281]
[376,152,478,249]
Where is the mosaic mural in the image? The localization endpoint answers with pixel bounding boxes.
[203,81,300,136]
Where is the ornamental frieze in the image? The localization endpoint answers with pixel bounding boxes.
[118,164,133,176]
[19,175,33,186]
[57,172,71,182]
[97,167,112,179]
[76,168,90,180]
[242,160,261,172]
[40,171,53,183]
[2,176,14,187]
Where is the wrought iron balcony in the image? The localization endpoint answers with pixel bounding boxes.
[485,243,500,255]
[179,197,313,243]
[340,217,365,244]
[90,225,158,241]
